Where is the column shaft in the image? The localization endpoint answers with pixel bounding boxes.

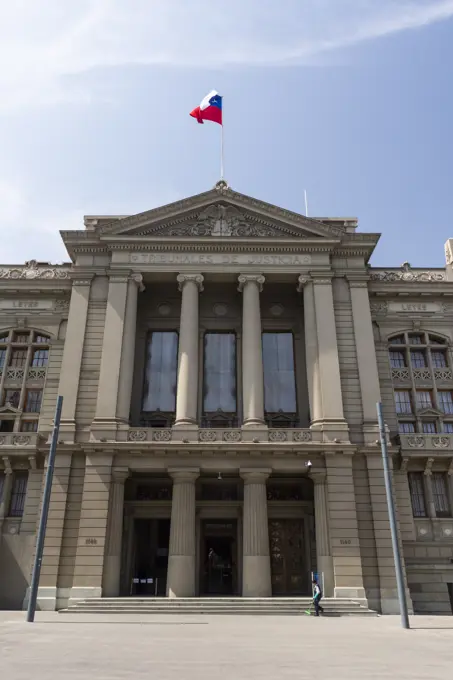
[238,275,265,426]
[103,468,129,597]
[0,470,13,524]
[298,277,322,422]
[241,469,271,597]
[175,275,203,426]
[312,474,334,596]
[116,276,142,422]
[167,469,199,597]
[424,470,436,519]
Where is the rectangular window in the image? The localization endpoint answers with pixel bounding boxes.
[398,422,415,433]
[34,334,49,344]
[142,332,178,412]
[262,332,297,413]
[3,390,20,408]
[443,423,453,433]
[432,473,451,518]
[31,349,49,367]
[411,351,427,368]
[203,333,236,414]
[0,348,6,368]
[431,351,447,368]
[0,420,14,433]
[21,421,38,432]
[438,391,453,414]
[422,422,437,434]
[394,390,412,414]
[389,351,406,368]
[25,390,42,413]
[409,334,423,345]
[9,472,28,517]
[9,349,27,368]
[408,472,427,518]
[416,391,432,410]
[12,332,29,343]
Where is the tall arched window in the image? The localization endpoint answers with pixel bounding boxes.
[0,329,50,433]
[388,331,453,433]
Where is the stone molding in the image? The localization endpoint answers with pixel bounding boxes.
[167,468,200,483]
[176,273,204,292]
[237,274,265,292]
[0,260,70,280]
[240,468,271,483]
[111,467,130,483]
[297,275,311,292]
[370,262,445,282]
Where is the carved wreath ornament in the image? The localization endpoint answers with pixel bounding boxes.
[163,205,285,239]
[0,260,70,280]
[370,262,445,282]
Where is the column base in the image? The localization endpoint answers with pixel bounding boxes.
[166,555,196,597]
[171,423,199,443]
[242,556,272,597]
[68,586,103,607]
[57,419,77,444]
[90,418,121,441]
[310,419,350,443]
[102,555,121,598]
[334,586,366,599]
[242,418,267,428]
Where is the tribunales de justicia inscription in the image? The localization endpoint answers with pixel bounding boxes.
[130,252,312,266]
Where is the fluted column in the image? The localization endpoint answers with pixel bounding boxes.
[167,468,199,597]
[103,467,129,597]
[238,274,265,427]
[116,275,144,422]
[312,472,334,596]
[174,274,204,426]
[297,276,322,423]
[240,468,272,597]
[0,464,13,530]
[424,460,436,519]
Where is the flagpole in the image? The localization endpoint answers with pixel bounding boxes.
[220,116,224,180]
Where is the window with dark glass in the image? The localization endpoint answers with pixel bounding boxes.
[34,333,49,344]
[0,420,15,433]
[399,422,415,434]
[21,421,38,432]
[444,422,453,433]
[438,391,453,414]
[262,332,297,419]
[12,331,29,344]
[25,390,42,413]
[422,422,437,434]
[9,472,28,517]
[416,390,432,410]
[432,473,451,517]
[9,349,27,368]
[389,335,404,345]
[142,332,178,413]
[409,334,423,345]
[394,390,412,414]
[31,349,49,367]
[389,351,406,368]
[411,351,426,368]
[432,351,447,368]
[408,472,427,517]
[203,333,236,418]
[0,348,6,368]
[3,390,20,408]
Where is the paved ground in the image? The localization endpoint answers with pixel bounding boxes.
[1,612,453,679]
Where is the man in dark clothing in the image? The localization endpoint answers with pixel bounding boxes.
[312,579,324,616]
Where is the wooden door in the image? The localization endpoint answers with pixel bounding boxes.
[269,519,307,595]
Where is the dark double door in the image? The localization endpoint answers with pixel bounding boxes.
[132,518,170,596]
[269,519,308,595]
[200,520,238,596]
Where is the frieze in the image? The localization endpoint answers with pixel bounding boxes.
[0,260,70,280]
[0,298,69,312]
[130,252,311,266]
[370,262,445,282]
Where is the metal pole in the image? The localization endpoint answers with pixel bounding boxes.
[26,396,63,623]
[376,401,410,629]
[220,121,224,180]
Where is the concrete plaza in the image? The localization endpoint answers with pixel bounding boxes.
[0,612,452,680]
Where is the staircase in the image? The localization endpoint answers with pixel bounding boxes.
[60,597,377,616]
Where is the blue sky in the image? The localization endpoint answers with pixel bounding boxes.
[0,1,453,267]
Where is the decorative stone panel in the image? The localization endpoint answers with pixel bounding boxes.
[392,368,410,381]
[413,369,432,381]
[434,369,453,382]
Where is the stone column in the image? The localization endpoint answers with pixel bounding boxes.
[311,472,334,597]
[238,275,265,427]
[167,468,199,597]
[93,274,129,433]
[58,276,92,440]
[240,468,272,597]
[103,467,129,597]
[116,275,144,423]
[424,459,436,519]
[448,461,453,516]
[0,464,13,530]
[174,275,204,426]
[298,276,322,423]
[348,277,381,441]
[311,275,347,435]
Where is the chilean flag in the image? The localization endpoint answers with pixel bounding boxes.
[190,90,223,125]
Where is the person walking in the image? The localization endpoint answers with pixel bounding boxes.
[312,578,324,616]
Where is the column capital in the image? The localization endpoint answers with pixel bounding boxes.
[168,467,200,483]
[237,274,265,292]
[2,456,12,475]
[424,457,434,476]
[310,471,327,484]
[347,274,370,288]
[112,467,130,483]
[130,273,145,292]
[297,274,312,292]
[240,467,271,483]
[310,272,333,285]
[177,273,204,292]
[69,273,95,286]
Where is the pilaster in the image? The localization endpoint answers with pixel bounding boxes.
[297,277,322,423]
[311,471,334,596]
[102,467,129,597]
[116,275,144,424]
[240,468,272,597]
[166,468,199,597]
[0,463,13,530]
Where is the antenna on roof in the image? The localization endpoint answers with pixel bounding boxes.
[304,189,309,217]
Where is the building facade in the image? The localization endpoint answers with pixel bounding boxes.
[1,182,453,614]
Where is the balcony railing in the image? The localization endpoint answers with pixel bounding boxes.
[400,433,453,450]
[0,433,40,448]
[127,426,316,444]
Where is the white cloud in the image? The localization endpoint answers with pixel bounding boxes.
[0,1,452,112]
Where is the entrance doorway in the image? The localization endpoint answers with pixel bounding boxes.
[269,519,308,595]
[132,518,170,596]
[200,520,238,596]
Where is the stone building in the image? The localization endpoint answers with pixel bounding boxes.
[1,182,453,614]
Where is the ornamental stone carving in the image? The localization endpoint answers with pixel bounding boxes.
[432,436,450,448]
[177,273,204,292]
[268,430,288,442]
[370,301,389,314]
[152,429,172,442]
[199,430,218,442]
[292,430,312,442]
[12,435,30,446]
[128,430,147,441]
[27,368,47,380]
[407,436,425,448]
[164,205,289,239]
[434,369,453,382]
[6,368,24,381]
[392,368,410,381]
[53,299,70,311]
[413,369,432,381]
[0,260,70,280]
[223,430,242,442]
[370,262,445,282]
[237,274,265,292]
[0,437,5,446]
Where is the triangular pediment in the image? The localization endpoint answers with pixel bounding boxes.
[97,184,345,241]
[416,407,445,418]
[0,403,21,415]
